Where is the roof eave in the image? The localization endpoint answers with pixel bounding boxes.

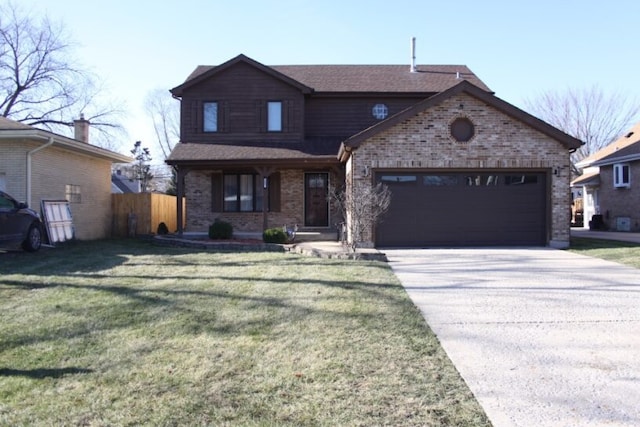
[342,80,584,151]
[592,153,640,167]
[0,129,133,163]
[166,157,339,168]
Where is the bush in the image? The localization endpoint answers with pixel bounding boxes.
[156,222,169,235]
[263,228,287,244]
[209,220,233,240]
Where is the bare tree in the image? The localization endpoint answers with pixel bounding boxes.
[144,88,180,160]
[524,85,640,174]
[330,182,391,252]
[0,2,124,148]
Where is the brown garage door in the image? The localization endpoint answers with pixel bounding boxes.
[375,172,547,247]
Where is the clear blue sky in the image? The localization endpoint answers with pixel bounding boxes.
[16,0,640,156]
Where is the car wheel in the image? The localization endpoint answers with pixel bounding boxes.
[22,223,42,252]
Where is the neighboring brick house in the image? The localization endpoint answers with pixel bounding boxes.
[571,122,640,231]
[167,54,582,248]
[0,116,132,240]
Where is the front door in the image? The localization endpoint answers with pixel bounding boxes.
[304,172,329,227]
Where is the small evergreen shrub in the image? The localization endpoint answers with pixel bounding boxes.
[263,228,287,244]
[156,222,169,235]
[209,220,233,240]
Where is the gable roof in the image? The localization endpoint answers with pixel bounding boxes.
[172,54,491,96]
[171,54,313,96]
[338,80,583,161]
[0,116,133,163]
[583,122,640,167]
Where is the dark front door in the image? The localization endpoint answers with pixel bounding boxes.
[304,172,329,227]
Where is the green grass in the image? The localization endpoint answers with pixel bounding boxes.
[569,237,640,269]
[0,240,490,426]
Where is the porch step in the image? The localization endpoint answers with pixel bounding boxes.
[294,230,339,242]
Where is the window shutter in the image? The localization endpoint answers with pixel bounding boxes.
[269,172,281,212]
[211,173,223,212]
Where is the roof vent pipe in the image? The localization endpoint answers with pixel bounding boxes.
[410,37,417,73]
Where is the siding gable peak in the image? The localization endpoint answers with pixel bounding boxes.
[171,54,313,97]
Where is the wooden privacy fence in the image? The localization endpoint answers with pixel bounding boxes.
[112,193,185,237]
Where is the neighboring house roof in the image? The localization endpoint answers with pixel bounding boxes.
[576,122,640,168]
[111,173,141,193]
[166,138,340,167]
[171,54,492,96]
[0,116,133,163]
[570,170,600,187]
[338,80,583,161]
[591,132,640,167]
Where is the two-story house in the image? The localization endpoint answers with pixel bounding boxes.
[167,54,582,248]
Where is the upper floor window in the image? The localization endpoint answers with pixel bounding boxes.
[203,102,218,132]
[613,163,630,188]
[267,101,282,132]
[372,104,388,120]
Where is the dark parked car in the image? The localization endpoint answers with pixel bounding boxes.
[0,191,43,252]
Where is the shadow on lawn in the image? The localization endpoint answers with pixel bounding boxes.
[570,237,640,250]
[0,367,93,379]
[0,238,391,277]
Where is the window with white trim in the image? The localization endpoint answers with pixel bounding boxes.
[267,101,282,132]
[613,163,630,188]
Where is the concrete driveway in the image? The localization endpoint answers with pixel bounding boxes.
[386,248,640,427]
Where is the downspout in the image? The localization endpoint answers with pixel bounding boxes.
[26,136,54,207]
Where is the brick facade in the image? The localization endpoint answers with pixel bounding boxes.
[0,140,123,240]
[184,168,342,233]
[598,162,640,231]
[346,93,573,248]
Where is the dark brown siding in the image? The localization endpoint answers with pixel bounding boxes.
[305,96,426,138]
[180,62,304,143]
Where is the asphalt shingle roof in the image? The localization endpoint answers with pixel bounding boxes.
[0,116,35,130]
[185,63,491,94]
[166,138,341,165]
[577,122,640,166]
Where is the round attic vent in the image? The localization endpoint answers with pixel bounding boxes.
[450,117,475,142]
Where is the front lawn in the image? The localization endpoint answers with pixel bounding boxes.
[569,237,640,269]
[0,240,489,426]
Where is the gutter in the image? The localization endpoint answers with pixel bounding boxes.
[26,136,54,207]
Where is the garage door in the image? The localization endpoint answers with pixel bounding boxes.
[375,172,547,247]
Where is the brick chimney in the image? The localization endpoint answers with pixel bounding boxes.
[74,114,90,143]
